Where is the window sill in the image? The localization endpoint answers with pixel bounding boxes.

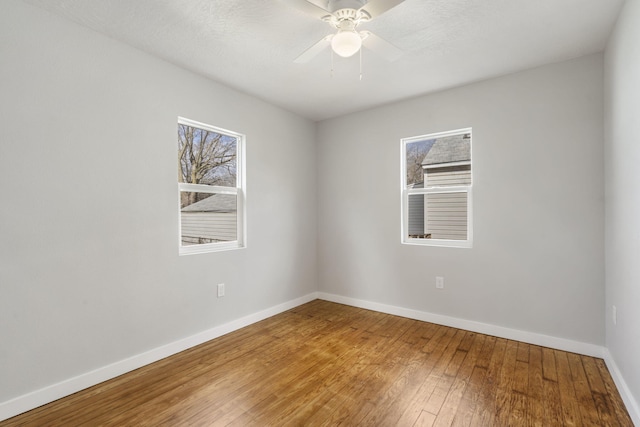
[402,239,472,249]
[179,241,245,256]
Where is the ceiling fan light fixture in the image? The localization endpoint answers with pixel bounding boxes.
[331,30,362,57]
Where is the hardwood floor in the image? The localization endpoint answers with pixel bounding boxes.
[2,300,633,426]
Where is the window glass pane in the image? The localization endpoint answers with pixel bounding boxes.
[178,124,237,187]
[405,139,435,188]
[408,194,428,238]
[402,129,471,247]
[425,165,471,187]
[180,192,237,246]
[424,192,467,240]
[408,192,468,240]
[406,133,471,189]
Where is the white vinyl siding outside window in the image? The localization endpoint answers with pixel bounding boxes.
[178,117,246,255]
[401,128,472,248]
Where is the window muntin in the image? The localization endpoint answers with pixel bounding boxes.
[401,129,472,247]
[178,117,245,254]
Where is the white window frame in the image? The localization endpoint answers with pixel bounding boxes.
[401,128,473,248]
[178,117,246,255]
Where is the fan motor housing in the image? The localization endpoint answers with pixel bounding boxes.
[327,0,367,13]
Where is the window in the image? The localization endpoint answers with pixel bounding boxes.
[401,128,472,247]
[178,117,245,254]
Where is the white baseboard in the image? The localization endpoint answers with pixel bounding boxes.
[603,349,640,426]
[317,292,606,358]
[0,292,319,422]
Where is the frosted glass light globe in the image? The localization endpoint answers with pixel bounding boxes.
[331,30,362,57]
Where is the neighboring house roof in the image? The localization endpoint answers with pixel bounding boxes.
[181,193,236,213]
[422,134,471,166]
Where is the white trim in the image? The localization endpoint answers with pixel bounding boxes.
[317,292,606,358]
[179,240,243,255]
[401,128,473,248]
[602,349,640,426]
[408,186,469,195]
[178,116,242,139]
[402,127,472,144]
[178,183,238,195]
[177,118,246,255]
[0,292,318,422]
[403,236,473,249]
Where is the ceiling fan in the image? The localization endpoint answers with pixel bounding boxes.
[282,0,405,63]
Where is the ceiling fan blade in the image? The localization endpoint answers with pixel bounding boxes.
[294,35,333,63]
[361,31,403,61]
[280,0,332,20]
[359,0,405,19]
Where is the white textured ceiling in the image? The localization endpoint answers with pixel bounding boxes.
[22,0,624,121]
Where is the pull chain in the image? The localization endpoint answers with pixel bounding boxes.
[329,48,363,80]
[330,49,334,78]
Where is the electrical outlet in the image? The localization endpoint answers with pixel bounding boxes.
[436,276,444,289]
[217,283,225,298]
[612,305,617,326]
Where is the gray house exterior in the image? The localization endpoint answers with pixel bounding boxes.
[408,133,471,240]
[407,182,426,237]
[180,193,237,245]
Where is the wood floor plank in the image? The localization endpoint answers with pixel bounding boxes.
[108,342,322,425]
[449,334,495,427]
[422,346,468,415]
[235,311,395,425]
[595,358,634,426]
[474,335,497,370]
[582,355,620,426]
[493,340,518,426]
[251,315,415,425]
[370,324,456,426]
[449,335,496,426]
[219,308,393,426]
[356,323,438,425]
[390,325,459,426]
[555,349,583,426]
[567,352,602,426]
[326,318,423,425]
[450,365,487,427]
[1,300,634,427]
[542,372,564,425]
[526,345,545,427]
[468,337,508,426]
[509,359,529,425]
[395,328,467,425]
[433,334,485,427]
[542,346,558,382]
[415,410,437,427]
[516,341,530,363]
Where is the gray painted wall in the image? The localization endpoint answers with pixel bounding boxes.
[605,0,640,413]
[317,54,605,346]
[0,0,317,403]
